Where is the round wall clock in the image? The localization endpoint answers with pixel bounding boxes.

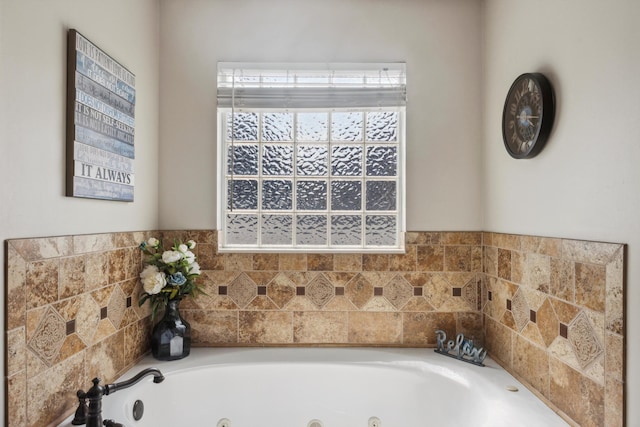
[502,73,555,159]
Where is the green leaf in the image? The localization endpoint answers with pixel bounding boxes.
[139,293,149,306]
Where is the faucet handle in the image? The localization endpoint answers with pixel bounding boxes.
[86,377,106,399]
[71,389,88,425]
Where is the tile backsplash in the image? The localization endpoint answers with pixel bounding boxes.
[483,233,624,427]
[6,232,154,427]
[4,230,624,427]
[167,230,483,347]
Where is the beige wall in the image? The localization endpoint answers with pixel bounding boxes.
[0,0,161,423]
[157,0,484,231]
[482,0,640,422]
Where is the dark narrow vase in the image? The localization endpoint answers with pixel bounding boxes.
[151,299,191,360]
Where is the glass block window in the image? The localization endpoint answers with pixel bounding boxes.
[217,63,406,252]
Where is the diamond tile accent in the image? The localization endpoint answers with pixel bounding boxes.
[345,274,373,309]
[384,275,413,310]
[266,273,296,308]
[537,298,559,347]
[76,294,101,345]
[306,274,334,308]
[27,306,66,366]
[511,289,530,332]
[568,311,604,369]
[228,273,257,308]
[424,275,450,309]
[462,278,478,309]
[107,286,126,329]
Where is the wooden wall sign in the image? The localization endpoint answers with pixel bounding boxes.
[66,29,135,201]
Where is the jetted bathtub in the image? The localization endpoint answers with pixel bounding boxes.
[60,347,569,427]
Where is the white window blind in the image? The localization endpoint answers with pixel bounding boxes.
[217,63,407,110]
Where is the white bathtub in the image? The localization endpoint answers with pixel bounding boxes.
[60,348,569,427]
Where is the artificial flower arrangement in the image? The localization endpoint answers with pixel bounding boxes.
[138,237,203,318]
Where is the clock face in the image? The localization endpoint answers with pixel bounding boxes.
[502,73,555,159]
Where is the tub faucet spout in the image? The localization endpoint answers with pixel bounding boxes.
[75,368,164,427]
[105,368,165,395]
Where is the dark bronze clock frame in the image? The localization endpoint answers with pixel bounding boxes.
[502,73,555,159]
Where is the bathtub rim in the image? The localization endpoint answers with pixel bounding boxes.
[128,347,573,423]
[58,347,574,427]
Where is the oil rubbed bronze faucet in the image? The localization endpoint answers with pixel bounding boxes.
[72,368,165,426]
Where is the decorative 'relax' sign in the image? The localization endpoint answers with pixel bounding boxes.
[66,29,135,201]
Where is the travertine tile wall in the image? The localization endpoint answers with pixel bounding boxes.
[5,230,483,427]
[482,233,624,427]
[168,230,483,347]
[4,230,625,427]
[5,232,154,427]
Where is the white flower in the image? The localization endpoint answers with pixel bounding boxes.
[184,250,196,264]
[190,262,201,275]
[140,264,159,279]
[140,266,166,295]
[162,250,182,263]
[138,239,202,319]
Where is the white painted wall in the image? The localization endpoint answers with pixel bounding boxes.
[0,0,160,421]
[483,0,640,422]
[157,0,484,231]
